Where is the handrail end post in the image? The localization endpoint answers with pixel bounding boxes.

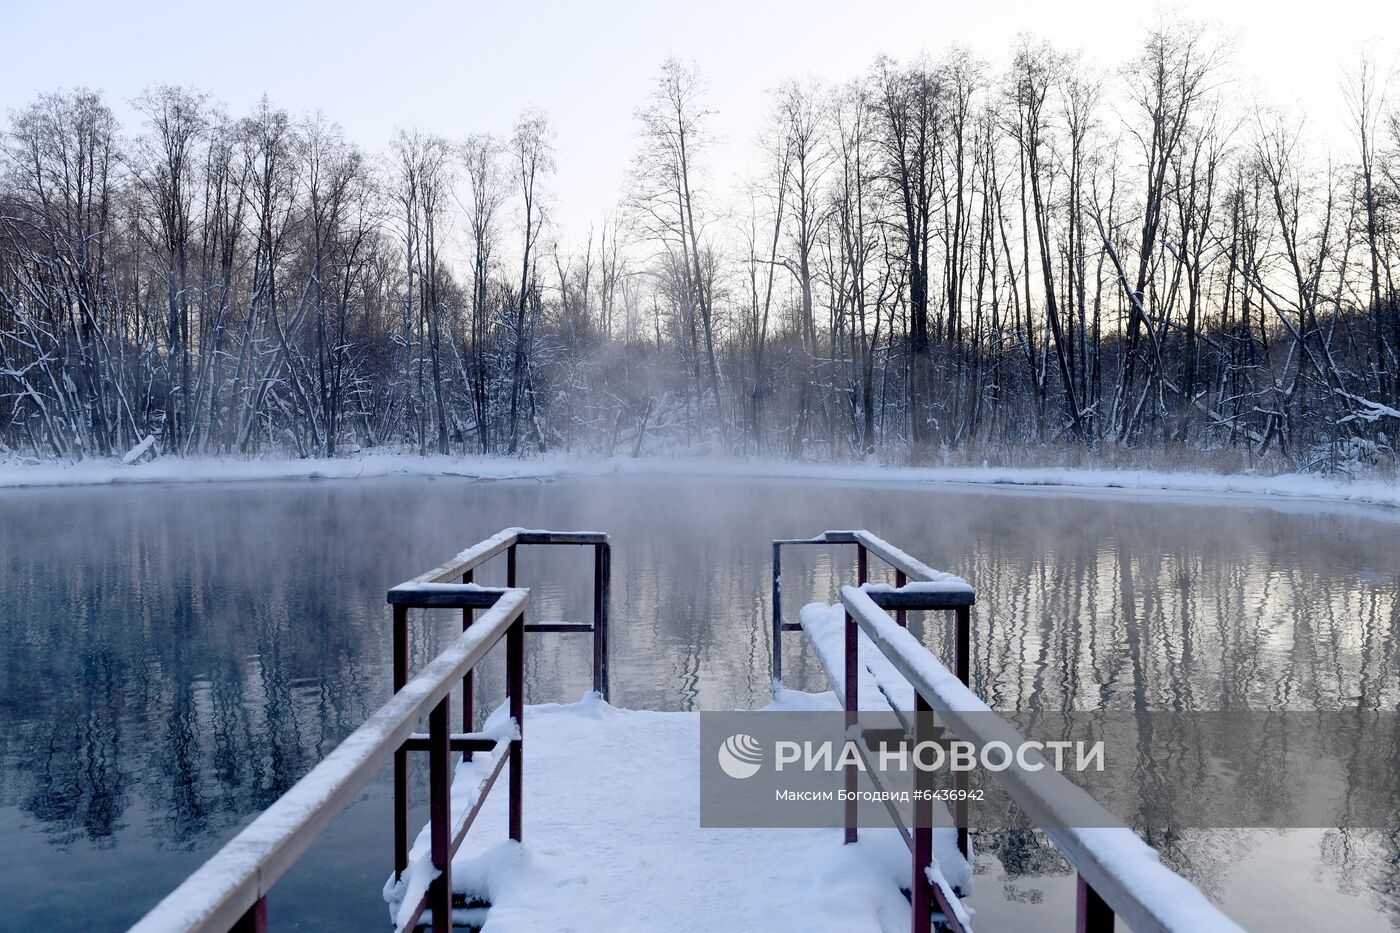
[843,605,858,845]
[428,696,452,933]
[955,605,970,687]
[231,896,267,933]
[508,613,525,842]
[772,541,783,697]
[1076,874,1115,933]
[912,692,933,932]
[594,542,610,702]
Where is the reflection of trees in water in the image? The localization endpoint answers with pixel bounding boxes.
[1321,829,1400,926]
[869,497,1400,911]
[0,480,1397,922]
[981,827,1068,876]
[0,489,390,851]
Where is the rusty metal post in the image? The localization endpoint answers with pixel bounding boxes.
[507,538,521,839]
[393,603,409,689]
[1076,874,1114,933]
[912,692,933,933]
[428,696,452,933]
[771,541,782,693]
[844,605,858,845]
[852,533,870,844]
[895,568,907,627]
[954,605,970,686]
[231,897,267,933]
[954,604,971,859]
[393,603,409,879]
[594,543,611,701]
[461,569,474,750]
[507,613,524,842]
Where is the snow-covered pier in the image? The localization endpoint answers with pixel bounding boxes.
[132,527,1242,933]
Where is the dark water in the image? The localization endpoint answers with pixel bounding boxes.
[0,474,1396,930]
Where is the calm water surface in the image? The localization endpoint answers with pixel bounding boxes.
[0,474,1396,930]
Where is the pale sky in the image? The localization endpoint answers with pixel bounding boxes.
[2,0,1396,246]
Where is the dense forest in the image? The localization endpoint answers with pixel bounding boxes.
[2,19,1399,471]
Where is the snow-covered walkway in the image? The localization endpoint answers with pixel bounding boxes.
[384,693,938,932]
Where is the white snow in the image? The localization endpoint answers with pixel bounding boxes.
[852,533,972,590]
[384,693,940,932]
[834,585,1244,932]
[0,452,1396,514]
[387,710,518,931]
[120,434,157,465]
[799,601,917,714]
[862,581,974,597]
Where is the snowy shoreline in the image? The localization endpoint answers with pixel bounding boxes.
[1,452,1398,511]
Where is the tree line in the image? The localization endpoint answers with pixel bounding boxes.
[3,19,1399,470]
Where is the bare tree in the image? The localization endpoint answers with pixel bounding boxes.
[506,111,553,454]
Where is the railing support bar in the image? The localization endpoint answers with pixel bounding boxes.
[507,614,524,841]
[393,604,409,879]
[846,541,867,846]
[462,570,474,753]
[954,605,970,859]
[428,696,452,933]
[771,541,783,695]
[230,897,267,933]
[843,604,858,845]
[954,605,970,686]
[593,543,611,701]
[911,692,933,932]
[895,569,907,626]
[1077,874,1115,933]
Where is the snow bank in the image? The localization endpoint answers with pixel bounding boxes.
[0,451,1396,513]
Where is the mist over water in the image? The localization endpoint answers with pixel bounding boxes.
[0,474,1396,930]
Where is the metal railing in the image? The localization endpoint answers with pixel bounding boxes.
[772,530,973,695]
[775,530,1243,933]
[131,528,610,933]
[388,527,610,902]
[130,586,529,933]
[772,530,975,930]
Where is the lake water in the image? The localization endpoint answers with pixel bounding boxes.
[0,473,1396,930]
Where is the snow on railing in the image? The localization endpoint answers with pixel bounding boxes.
[133,527,613,933]
[840,584,1244,933]
[772,530,978,930]
[408,527,609,586]
[130,588,529,933]
[849,530,973,595]
[771,529,974,692]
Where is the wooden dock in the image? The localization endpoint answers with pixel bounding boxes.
[131,527,1243,933]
